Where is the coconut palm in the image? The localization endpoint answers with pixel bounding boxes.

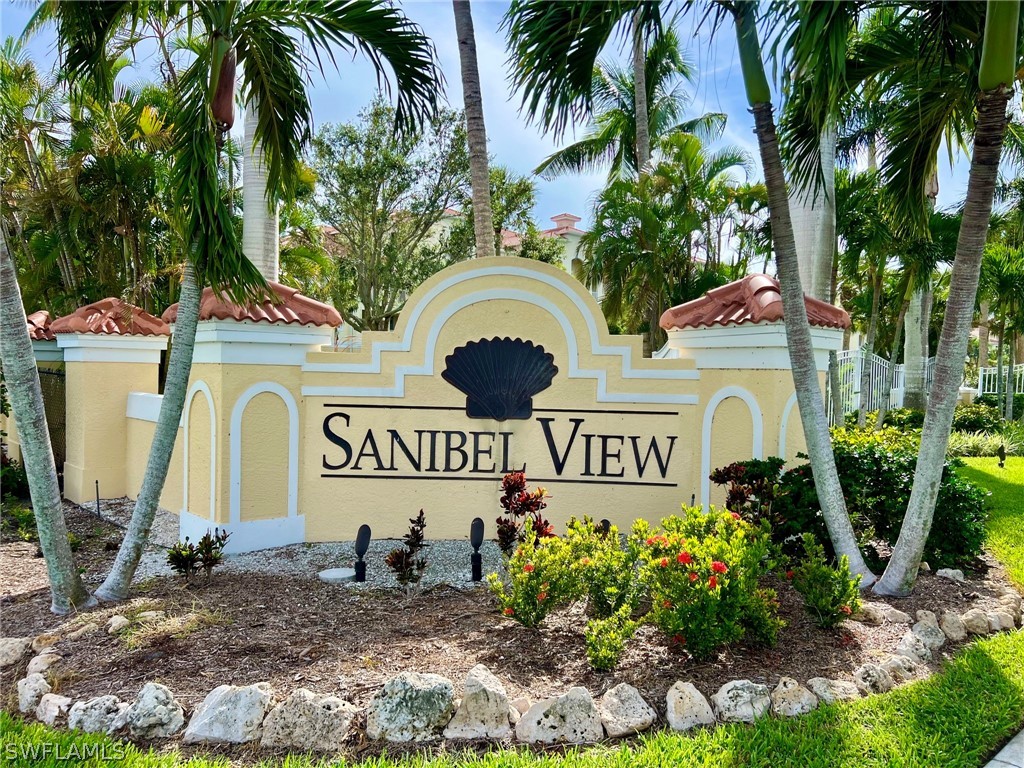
[534,29,725,181]
[453,0,496,259]
[20,0,440,602]
[506,0,877,583]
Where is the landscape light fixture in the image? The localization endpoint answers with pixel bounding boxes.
[354,524,371,582]
[470,517,484,582]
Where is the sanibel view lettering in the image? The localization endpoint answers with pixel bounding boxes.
[321,409,678,486]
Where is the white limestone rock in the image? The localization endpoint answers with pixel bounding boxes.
[0,637,33,668]
[18,673,51,714]
[26,651,61,675]
[69,695,129,734]
[510,697,531,715]
[989,611,1016,632]
[939,611,968,642]
[912,620,947,651]
[852,663,894,695]
[443,664,513,740]
[998,595,1022,625]
[599,683,656,738]
[366,672,455,742]
[36,693,72,726]
[915,610,938,628]
[515,687,604,744]
[935,568,965,583]
[770,677,817,717]
[137,610,166,621]
[260,688,358,751]
[66,622,100,641]
[883,607,913,625]
[895,631,933,663]
[107,616,131,635]
[881,654,921,684]
[183,682,274,745]
[962,608,991,635]
[855,603,886,626]
[665,682,716,731]
[123,682,185,738]
[806,678,860,705]
[711,680,771,724]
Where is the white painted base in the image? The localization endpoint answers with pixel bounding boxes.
[318,567,356,584]
[179,510,306,554]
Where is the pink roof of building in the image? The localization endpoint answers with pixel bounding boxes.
[161,281,342,328]
[52,298,170,336]
[660,274,850,331]
[26,310,55,341]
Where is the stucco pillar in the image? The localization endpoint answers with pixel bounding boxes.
[53,300,169,504]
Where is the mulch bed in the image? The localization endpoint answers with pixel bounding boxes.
[1,504,1019,762]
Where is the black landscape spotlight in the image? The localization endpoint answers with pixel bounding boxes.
[470,517,485,582]
[354,524,371,582]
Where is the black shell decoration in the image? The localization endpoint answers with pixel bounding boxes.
[442,337,558,421]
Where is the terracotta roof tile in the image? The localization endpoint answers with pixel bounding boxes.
[660,274,850,331]
[26,310,55,341]
[161,281,343,328]
[52,298,170,336]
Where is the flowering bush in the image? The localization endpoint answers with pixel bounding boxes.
[635,506,780,660]
[562,516,641,618]
[487,534,574,628]
[584,605,640,671]
[495,472,553,555]
[790,534,861,628]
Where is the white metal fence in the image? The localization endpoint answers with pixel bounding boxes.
[979,364,1024,396]
[827,349,936,425]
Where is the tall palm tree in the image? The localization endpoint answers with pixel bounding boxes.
[506,0,876,583]
[534,29,725,180]
[22,0,440,602]
[242,99,279,280]
[453,0,495,259]
[981,243,1024,418]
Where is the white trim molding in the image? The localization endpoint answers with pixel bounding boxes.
[55,333,167,363]
[700,386,764,508]
[302,264,699,405]
[182,382,217,523]
[229,382,300,526]
[666,323,844,371]
[125,392,170,424]
[32,340,63,363]
[179,509,304,555]
[192,320,333,366]
[778,392,799,458]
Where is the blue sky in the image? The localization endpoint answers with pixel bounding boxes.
[2,0,972,229]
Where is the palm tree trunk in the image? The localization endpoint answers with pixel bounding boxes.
[789,128,836,302]
[874,294,910,430]
[1005,330,1017,421]
[858,268,883,426]
[733,4,874,585]
[978,298,990,366]
[0,224,94,614]
[242,102,280,280]
[996,316,1006,405]
[95,261,202,601]
[874,57,1014,596]
[453,0,496,259]
[903,287,927,410]
[632,9,651,169]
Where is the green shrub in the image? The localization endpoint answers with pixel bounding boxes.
[634,507,780,660]
[790,534,861,628]
[0,455,30,500]
[976,393,1024,421]
[946,430,1023,458]
[843,408,924,431]
[166,529,231,580]
[488,534,575,628]
[1,500,36,541]
[562,516,640,618]
[584,605,640,671]
[952,403,1002,432]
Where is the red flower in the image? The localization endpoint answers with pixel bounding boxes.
[580,557,592,566]
[709,575,718,589]
[689,572,698,583]
[711,561,728,574]
[646,537,656,546]
[677,551,692,565]
[662,600,673,609]
[731,512,741,520]
[839,605,852,615]
[503,607,514,616]
[537,591,548,602]
[785,570,795,580]
[523,563,535,573]
[659,557,670,568]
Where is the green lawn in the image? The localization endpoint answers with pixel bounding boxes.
[960,457,1024,588]
[2,459,1023,768]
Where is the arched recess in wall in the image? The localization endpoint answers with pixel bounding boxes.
[778,392,802,463]
[700,386,764,508]
[183,382,216,521]
[229,382,298,524]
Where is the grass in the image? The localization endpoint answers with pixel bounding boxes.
[960,457,1024,588]
[2,460,1022,768]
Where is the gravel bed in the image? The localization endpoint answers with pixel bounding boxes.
[81,498,507,588]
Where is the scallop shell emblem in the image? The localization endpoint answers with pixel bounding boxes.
[441,337,558,420]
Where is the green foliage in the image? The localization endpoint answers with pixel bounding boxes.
[977,393,1024,421]
[961,457,1024,589]
[166,539,201,579]
[790,534,861,628]
[166,529,230,581]
[487,533,575,629]
[562,516,639,619]
[946,430,1022,458]
[1,456,30,500]
[584,604,640,672]
[952,403,1003,432]
[384,509,428,590]
[634,507,780,661]
[0,499,36,542]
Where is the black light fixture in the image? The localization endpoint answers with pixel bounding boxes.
[599,518,611,537]
[470,517,484,582]
[691,493,696,508]
[354,524,371,582]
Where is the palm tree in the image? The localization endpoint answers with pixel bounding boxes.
[453,0,496,259]
[534,29,725,180]
[506,0,877,583]
[24,0,440,602]
[981,243,1024,419]
[242,100,279,280]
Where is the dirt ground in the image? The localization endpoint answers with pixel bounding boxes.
[1,504,1019,760]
